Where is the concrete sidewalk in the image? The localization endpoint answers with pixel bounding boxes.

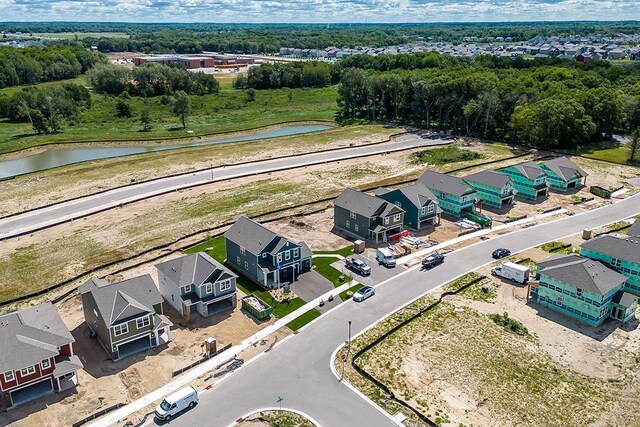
[88,281,354,427]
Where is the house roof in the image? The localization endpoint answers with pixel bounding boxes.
[612,290,637,309]
[536,253,583,270]
[224,216,280,255]
[79,274,163,326]
[0,303,75,373]
[503,161,546,180]
[377,182,439,211]
[581,235,640,265]
[463,170,512,189]
[417,170,475,197]
[540,156,588,182]
[627,220,640,238]
[334,188,401,218]
[539,255,626,296]
[155,252,236,288]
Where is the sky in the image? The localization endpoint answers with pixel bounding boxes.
[0,0,639,23]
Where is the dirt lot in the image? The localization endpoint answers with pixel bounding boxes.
[343,235,640,427]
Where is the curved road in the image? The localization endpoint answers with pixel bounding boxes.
[139,193,640,427]
[0,134,437,240]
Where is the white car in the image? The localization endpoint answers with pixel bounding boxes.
[353,286,375,302]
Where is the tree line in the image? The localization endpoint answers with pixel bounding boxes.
[0,45,104,88]
[87,63,219,96]
[234,61,333,89]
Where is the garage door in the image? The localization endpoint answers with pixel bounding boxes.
[117,335,151,359]
[10,378,53,407]
[207,298,233,316]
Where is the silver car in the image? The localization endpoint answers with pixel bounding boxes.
[353,286,375,302]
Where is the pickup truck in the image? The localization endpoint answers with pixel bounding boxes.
[345,257,372,276]
[422,253,445,269]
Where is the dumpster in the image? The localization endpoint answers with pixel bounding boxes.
[242,295,273,320]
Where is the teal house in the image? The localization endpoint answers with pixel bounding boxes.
[417,170,476,217]
[463,170,516,210]
[498,161,549,201]
[374,183,441,231]
[539,156,588,192]
[531,254,636,326]
[580,235,640,295]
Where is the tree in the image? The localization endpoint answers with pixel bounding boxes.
[140,108,152,132]
[116,97,132,118]
[246,88,256,102]
[173,90,191,129]
[630,129,640,164]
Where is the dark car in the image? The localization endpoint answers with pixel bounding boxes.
[422,253,445,269]
[345,257,372,276]
[492,248,511,259]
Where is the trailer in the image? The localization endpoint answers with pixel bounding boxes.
[491,262,530,284]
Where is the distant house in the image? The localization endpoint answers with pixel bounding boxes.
[539,156,588,192]
[417,170,477,217]
[531,255,636,326]
[498,161,549,200]
[580,235,640,295]
[374,183,440,231]
[334,188,405,242]
[463,170,516,209]
[156,252,237,319]
[79,275,172,360]
[224,216,312,289]
[0,303,83,410]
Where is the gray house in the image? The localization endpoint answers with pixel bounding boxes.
[334,188,405,242]
[224,216,313,289]
[374,183,441,231]
[79,275,172,360]
[155,252,237,318]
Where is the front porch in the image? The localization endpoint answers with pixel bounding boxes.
[257,258,312,289]
[369,224,403,243]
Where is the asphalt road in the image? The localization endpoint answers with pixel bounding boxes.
[151,193,640,427]
[0,134,438,240]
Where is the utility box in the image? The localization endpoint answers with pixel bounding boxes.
[582,229,592,240]
[205,337,217,357]
[354,240,365,254]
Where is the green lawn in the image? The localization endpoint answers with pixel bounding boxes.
[314,245,354,257]
[538,241,574,254]
[285,308,322,331]
[313,256,351,288]
[577,144,632,164]
[339,283,364,301]
[413,146,483,165]
[0,80,339,154]
[184,235,226,261]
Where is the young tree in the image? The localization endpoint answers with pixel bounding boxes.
[140,108,151,132]
[173,90,191,129]
[245,88,256,102]
[116,98,132,117]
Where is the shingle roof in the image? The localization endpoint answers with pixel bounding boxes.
[224,216,279,255]
[334,188,391,218]
[628,220,640,238]
[155,252,236,288]
[536,253,583,270]
[504,161,546,180]
[539,255,626,296]
[79,274,163,326]
[540,156,588,182]
[581,235,640,265]
[418,170,475,197]
[612,290,637,309]
[464,170,512,189]
[0,303,75,373]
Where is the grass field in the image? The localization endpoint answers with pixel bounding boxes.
[413,145,483,165]
[0,79,339,154]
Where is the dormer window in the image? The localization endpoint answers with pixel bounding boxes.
[4,371,14,382]
[206,283,213,294]
[240,246,246,255]
[576,288,582,297]
[294,248,299,258]
[41,359,51,370]
[350,212,357,219]
[262,253,267,259]
[384,217,389,225]
[20,366,35,376]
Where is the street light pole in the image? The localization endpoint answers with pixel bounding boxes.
[340,320,352,382]
[210,162,214,181]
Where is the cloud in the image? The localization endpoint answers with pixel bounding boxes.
[0,0,638,22]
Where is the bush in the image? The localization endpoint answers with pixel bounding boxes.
[489,312,529,336]
[413,146,482,165]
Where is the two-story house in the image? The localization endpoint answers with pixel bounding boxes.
[224,216,313,289]
[374,183,441,231]
[0,303,83,410]
[463,170,516,209]
[334,188,405,242]
[79,275,172,361]
[155,252,237,318]
[539,156,588,192]
[498,161,549,201]
[530,254,636,326]
[417,170,477,217]
[580,235,640,295]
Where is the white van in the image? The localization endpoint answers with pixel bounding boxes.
[155,386,198,421]
[376,248,396,268]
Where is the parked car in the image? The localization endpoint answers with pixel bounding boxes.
[376,248,396,268]
[422,253,445,269]
[353,286,375,302]
[155,386,198,421]
[345,257,372,275]
[492,248,511,259]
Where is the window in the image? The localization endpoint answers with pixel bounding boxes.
[262,253,267,259]
[205,283,213,294]
[394,201,402,208]
[355,224,359,232]
[237,256,241,265]
[136,316,150,329]
[220,280,232,292]
[600,306,609,317]
[421,207,426,216]
[240,247,246,255]
[285,251,291,260]
[20,366,36,376]
[346,220,350,228]
[184,284,192,294]
[4,371,14,382]
[611,258,622,268]
[244,261,249,270]
[41,359,50,369]
[576,288,582,297]
[293,248,299,258]
[114,323,128,336]
[277,254,283,263]
[393,214,401,222]
[350,212,357,219]
[428,205,435,213]
[384,217,389,225]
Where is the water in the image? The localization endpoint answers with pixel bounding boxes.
[0,124,332,179]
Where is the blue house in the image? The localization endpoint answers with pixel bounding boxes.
[224,216,313,289]
[499,161,549,201]
[539,157,588,192]
[417,170,477,217]
[374,183,441,231]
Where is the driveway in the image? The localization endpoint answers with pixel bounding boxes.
[333,250,399,285]
[291,270,334,303]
